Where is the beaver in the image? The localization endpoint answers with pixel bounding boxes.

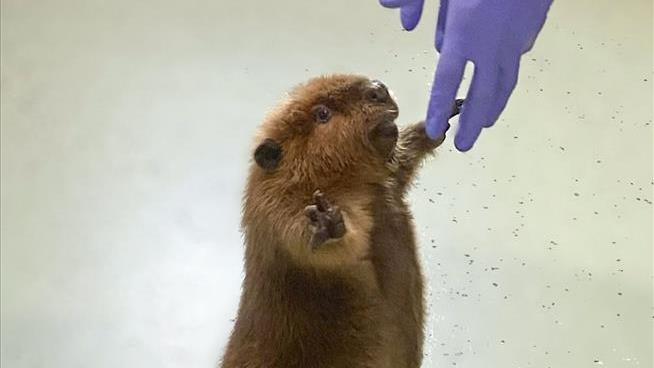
[220,74,462,368]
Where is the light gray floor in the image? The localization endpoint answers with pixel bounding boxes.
[1,1,652,367]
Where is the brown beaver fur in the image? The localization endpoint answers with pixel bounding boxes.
[220,75,462,368]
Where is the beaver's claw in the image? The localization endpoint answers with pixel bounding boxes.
[304,190,346,249]
[450,98,465,119]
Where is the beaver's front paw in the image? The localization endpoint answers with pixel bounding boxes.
[304,190,346,249]
[403,99,464,151]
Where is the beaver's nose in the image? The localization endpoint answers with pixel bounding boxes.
[365,80,390,103]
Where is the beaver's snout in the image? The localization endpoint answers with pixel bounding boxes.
[364,79,399,124]
[365,79,399,158]
[365,80,391,104]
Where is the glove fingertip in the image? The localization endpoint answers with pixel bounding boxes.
[400,15,420,31]
[453,125,481,152]
[425,117,448,140]
[454,137,475,152]
[402,22,418,31]
[400,2,423,31]
[453,114,483,152]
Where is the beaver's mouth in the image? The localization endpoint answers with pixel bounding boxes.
[373,108,399,134]
[369,110,399,159]
[374,119,399,138]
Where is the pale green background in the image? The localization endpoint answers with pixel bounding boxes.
[1,0,652,367]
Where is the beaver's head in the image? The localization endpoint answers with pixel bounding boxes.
[253,75,402,187]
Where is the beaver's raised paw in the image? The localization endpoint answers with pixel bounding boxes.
[304,190,346,249]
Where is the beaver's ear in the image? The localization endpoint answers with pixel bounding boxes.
[254,138,283,171]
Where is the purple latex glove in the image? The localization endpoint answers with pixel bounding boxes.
[381,0,553,151]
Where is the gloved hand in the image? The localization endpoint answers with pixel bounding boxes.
[380,0,553,151]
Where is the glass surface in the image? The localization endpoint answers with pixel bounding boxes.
[1,0,651,367]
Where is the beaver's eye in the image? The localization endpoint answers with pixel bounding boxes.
[313,105,332,124]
